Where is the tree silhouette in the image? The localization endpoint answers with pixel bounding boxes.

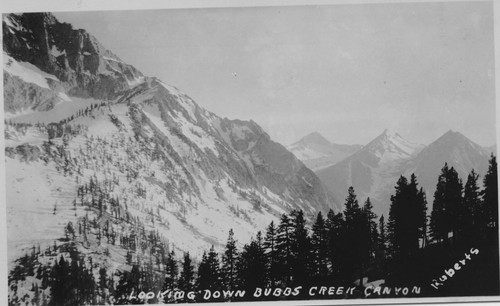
[263,221,278,287]
[482,154,498,231]
[388,174,427,260]
[311,211,328,281]
[430,164,463,244]
[237,232,267,293]
[290,209,311,285]
[222,229,239,291]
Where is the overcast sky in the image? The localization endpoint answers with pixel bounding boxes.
[51,1,496,147]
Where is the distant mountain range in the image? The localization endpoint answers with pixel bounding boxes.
[293,130,495,217]
[287,132,362,171]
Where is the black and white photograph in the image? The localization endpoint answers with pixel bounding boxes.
[1,0,499,305]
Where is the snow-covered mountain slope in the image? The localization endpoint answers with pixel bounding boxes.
[316,129,424,216]
[287,132,362,171]
[4,11,336,281]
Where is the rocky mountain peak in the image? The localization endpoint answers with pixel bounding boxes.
[294,131,332,147]
[3,12,144,103]
[361,129,422,160]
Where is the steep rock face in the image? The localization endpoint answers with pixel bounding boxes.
[3,13,144,102]
[287,132,362,171]
[4,73,59,113]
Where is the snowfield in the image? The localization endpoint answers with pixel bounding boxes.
[5,77,304,272]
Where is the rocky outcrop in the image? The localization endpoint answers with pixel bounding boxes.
[3,13,144,102]
[4,73,59,113]
[5,143,42,162]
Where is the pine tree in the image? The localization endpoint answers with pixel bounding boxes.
[462,169,482,241]
[237,232,267,293]
[164,250,178,291]
[50,255,69,305]
[222,229,239,291]
[290,209,310,285]
[115,265,141,304]
[361,197,378,269]
[342,187,364,280]
[378,215,387,253]
[196,246,221,291]
[98,267,107,302]
[311,211,328,281]
[276,213,293,286]
[263,221,278,287]
[178,252,195,293]
[430,164,463,243]
[388,174,427,260]
[376,214,388,272]
[325,209,344,279]
[482,154,498,231]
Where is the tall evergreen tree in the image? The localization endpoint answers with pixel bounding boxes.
[482,154,498,231]
[164,250,178,291]
[222,229,239,291]
[430,164,463,243]
[290,209,311,285]
[462,169,482,241]
[342,187,364,280]
[178,252,195,298]
[263,221,278,286]
[325,209,344,279]
[276,213,293,286]
[237,232,267,292]
[361,197,378,269]
[378,215,387,254]
[50,255,70,305]
[196,246,222,291]
[115,265,141,304]
[388,174,427,260]
[376,214,388,273]
[311,211,328,281]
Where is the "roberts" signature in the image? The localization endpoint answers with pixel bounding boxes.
[430,247,479,290]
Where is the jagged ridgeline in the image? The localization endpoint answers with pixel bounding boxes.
[4,12,337,305]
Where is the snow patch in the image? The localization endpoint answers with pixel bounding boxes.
[50,45,66,57]
[102,55,123,63]
[158,81,197,120]
[4,53,59,89]
[8,96,99,124]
